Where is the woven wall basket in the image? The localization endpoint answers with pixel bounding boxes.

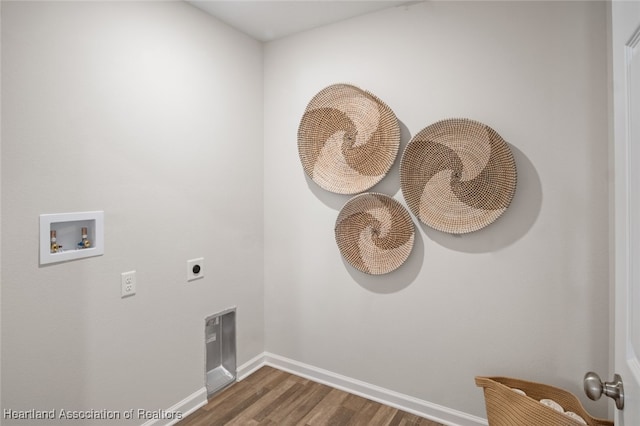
[400,118,516,234]
[335,193,414,275]
[298,84,400,194]
[476,377,613,426]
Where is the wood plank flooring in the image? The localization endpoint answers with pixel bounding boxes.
[177,366,444,426]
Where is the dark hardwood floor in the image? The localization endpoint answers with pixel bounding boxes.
[177,366,444,426]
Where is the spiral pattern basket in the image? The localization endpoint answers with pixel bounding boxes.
[335,193,414,275]
[298,84,400,194]
[400,118,516,234]
[475,377,613,426]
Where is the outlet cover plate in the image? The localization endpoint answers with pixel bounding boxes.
[187,258,204,282]
[121,271,136,297]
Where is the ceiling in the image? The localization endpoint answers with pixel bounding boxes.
[186,1,413,42]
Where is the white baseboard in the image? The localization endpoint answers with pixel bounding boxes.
[149,352,488,426]
[140,354,264,426]
[140,387,207,426]
[237,352,267,380]
[258,352,487,426]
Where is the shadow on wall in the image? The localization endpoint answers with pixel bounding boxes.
[301,122,541,290]
[421,145,542,253]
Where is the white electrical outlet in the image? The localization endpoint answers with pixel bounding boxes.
[187,258,204,282]
[121,271,136,297]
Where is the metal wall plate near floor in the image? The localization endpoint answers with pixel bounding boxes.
[205,308,236,397]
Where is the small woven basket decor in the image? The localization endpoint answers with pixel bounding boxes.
[400,118,516,234]
[475,377,613,426]
[298,84,400,194]
[335,193,414,275]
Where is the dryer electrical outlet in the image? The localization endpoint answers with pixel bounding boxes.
[187,258,204,282]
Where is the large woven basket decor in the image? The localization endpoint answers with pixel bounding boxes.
[475,376,613,426]
[400,118,517,234]
[298,84,400,194]
[335,193,414,275]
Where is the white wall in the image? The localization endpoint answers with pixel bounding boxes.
[264,1,610,420]
[1,1,611,424]
[0,1,3,416]
[1,2,263,424]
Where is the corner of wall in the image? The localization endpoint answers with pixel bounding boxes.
[1,0,4,418]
